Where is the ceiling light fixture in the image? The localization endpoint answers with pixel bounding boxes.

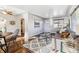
[1,9,13,15]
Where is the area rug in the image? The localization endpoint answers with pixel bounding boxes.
[23,37,57,53]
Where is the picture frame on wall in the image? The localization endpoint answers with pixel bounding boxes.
[34,21,40,27]
[34,16,40,27]
[10,21,15,25]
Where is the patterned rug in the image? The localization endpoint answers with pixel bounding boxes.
[23,34,75,53]
[23,37,54,53]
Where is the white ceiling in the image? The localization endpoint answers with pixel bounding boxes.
[0,5,77,18]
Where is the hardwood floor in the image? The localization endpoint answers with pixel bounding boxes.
[8,36,33,53]
[0,36,33,53]
[14,47,33,53]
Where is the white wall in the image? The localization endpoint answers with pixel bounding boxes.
[44,19,52,32]
[44,18,57,33]
[27,13,44,37]
[0,14,21,35]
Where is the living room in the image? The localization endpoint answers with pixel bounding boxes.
[0,5,79,53]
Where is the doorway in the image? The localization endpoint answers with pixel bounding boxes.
[21,18,25,36]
